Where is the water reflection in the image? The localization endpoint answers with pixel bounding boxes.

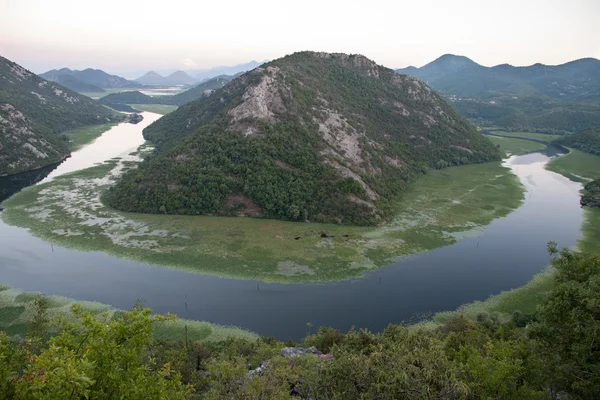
[0,163,59,203]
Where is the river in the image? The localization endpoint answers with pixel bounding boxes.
[0,116,584,340]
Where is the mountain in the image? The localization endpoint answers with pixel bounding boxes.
[46,74,105,93]
[194,60,265,81]
[0,56,121,175]
[135,71,166,86]
[396,55,600,132]
[40,68,140,90]
[554,126,600,156]
[106,52,499,225]
[164,70,197,86]
[99,75,235,108]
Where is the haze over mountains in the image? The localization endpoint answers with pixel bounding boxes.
[40,68,142,92]
[397,54,600,131]
[107,52,499,225]
[0,56,121,175]
[135,70,198,86]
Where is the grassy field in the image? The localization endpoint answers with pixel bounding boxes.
[1,152,524,283]
[486,130,562,143]
[129,104,178,115]
[486,135,545,156]
[62,122,120,150]
[546,148,600,182]
[0,283,257,343]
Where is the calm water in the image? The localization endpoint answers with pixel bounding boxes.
[0,122,584,340]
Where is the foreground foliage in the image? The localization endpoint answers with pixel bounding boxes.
[1,249,598,399]
[581,179,600,208]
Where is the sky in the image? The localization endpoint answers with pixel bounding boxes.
[1,0,599,77]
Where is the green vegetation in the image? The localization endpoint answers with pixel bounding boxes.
[130,103,178,115]
[580,208,600,254]
[0,56,122,175]
[108,52,500,226]
[62,122,119,150]
[1,153,523,283]
[2,249,599,399]
[581,178,600,208]
[397,54,600,131]
[546,149,600,182]
[486,130,561,143]
[0,285,256,343]
[486,135,545,156]
[98,76,233,108]
[554,126,600,156]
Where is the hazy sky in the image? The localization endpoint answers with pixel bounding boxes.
[1,0,599,76]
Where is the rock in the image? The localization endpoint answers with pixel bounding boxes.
[246,361,270,378]
[280,346,322,358]
[125,113,143,124]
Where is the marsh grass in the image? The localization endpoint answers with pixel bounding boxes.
[487,130,561,143]
[487,136,545,156]
[546,149,600,182]
[0,285,257,343]
[62,122,119,150]
[1,152,525,283]
[128,104,178,115]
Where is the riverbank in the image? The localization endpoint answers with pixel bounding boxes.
[1,151,524,283]
[0,283,256,343]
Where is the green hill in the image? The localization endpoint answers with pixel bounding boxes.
[554,126,600,156]
[0,56,122,175]
[397,55,600,132]
[40,67,141,89]
[107,52,499,226]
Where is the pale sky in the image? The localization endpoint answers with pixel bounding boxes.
[1,0,599,76]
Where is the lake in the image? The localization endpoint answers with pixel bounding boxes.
[0,117,584,340]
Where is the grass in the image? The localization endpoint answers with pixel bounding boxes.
[62,122,120,150]
[0,284,257,343]
[486,130,562,143]
[128,104,178,115]
[545,149,600,183]
[1,151,524,283]
[486,136,545,156]
[579,207,600,254]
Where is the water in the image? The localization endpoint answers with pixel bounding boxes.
[0,124,584,340]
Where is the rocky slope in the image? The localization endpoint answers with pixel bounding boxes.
[107,51,500,225]
[0,56,121,175]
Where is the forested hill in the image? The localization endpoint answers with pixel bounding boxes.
[107,51,500,226]
[397,55,600,132]
[0,56,121,175]
[40,67,141,89]
[554,126,600,156]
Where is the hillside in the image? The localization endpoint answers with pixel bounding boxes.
[44,74,105,93]
[40,67,140,89]
[107,52,499,225]
[554,126,600,156]
[397,55,600,131]
[0,56,122,175]
[135,71,165,86]
[135,70,198,86]
[99,75,234,108]
[165,70,197,85]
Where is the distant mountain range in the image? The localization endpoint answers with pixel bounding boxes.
[135,70,198,86]
[134,60,265,86]
[100,75,235,108]
[396,55,600,132]
[0,57,121,175]
[40,68,142,92]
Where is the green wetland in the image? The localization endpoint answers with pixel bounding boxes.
[0,122,596,339]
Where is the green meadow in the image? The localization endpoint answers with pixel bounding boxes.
[485,130,562,143]
[1,151,524,283]
[128,104,178,115]
[486,135,545,156]
[0,284,256,343]
[62,122,120,150]
[546,148,600,182]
